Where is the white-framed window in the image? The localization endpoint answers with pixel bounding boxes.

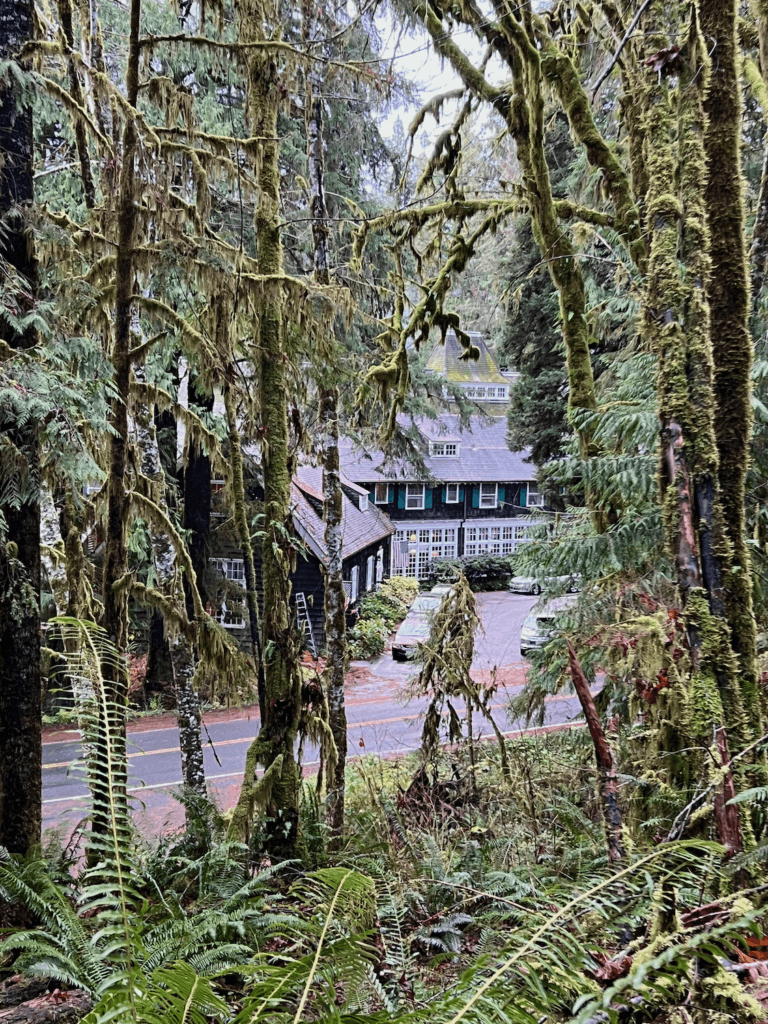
[465,523,531,557]
[350,565,359,603]
[475,387,486,399]
[392,527,457,578]
[527,487,545,507]
[445,483,460,503]
[210,557,246,628]
[480,483,498,508]
[405,484,425,510]
[465,387,475,398]
[374,482,389,504]
[376,547,384,582]
[430,442,459,457]
[366,555,374,592]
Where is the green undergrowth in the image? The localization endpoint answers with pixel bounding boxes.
[2,732,766,1023]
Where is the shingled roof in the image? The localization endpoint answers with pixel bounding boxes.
[339,415,536,485]
[424,330,508,385]
[291,466,394,563]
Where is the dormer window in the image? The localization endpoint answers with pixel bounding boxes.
[430,442,459,457]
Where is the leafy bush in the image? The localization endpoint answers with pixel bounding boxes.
[349,616,389,660]
[379,575,420,605]
[358,590,408,631]
[424,554,516,591]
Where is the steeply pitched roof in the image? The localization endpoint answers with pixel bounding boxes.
[424,330,508,385]
[339,415,537,485]
[291,465,394,564]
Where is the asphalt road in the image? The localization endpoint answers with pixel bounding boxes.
[42,593,589,835]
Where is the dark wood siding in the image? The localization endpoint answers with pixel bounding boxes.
[364,482,532,521]
[209,520,393,654]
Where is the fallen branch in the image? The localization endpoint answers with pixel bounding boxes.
[567,641,624,862]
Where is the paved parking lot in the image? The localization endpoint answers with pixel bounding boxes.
[364,591,538,685]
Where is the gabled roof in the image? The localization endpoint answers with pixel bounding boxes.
[424,330,508,385]
[339,415,537,485]
[291,465,394,564]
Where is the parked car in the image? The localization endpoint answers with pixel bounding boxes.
[509,574,580,595]
[429,584,453,596]
[392,593,445,660]
[520,595,577,657]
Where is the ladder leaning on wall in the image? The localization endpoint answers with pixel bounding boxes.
[294,592,317,659]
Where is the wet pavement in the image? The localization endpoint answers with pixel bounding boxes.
[42,593,590,838]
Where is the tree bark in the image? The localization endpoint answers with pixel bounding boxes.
[320,386,347,846]
[700,0,762,731]
[712,726,743,860]
[223,381,265,715]
[750,1,768,312]
[0,990,92,1023]
[0,0,42,856]
[252,62,303,857]
[56,0,96,208]
[135,370,206,804]
[94,0,141,841]
[567,642,624,862]
[303,36,348,847]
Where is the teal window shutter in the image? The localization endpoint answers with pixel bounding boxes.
[441,486,446,503]
[459,486,464,501]
[368,487,375,503]
[388,484,395,503]
[425,487,433,509]
[472,486,479,508]
[397,486,405,509]
[520,485,527,506]
[497,485,505,507]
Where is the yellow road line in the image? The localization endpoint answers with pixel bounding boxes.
[42,690,595,771]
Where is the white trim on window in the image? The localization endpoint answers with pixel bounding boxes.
[376,546,384,582]
[430,442,459,457]
[374,482,389,504]
[527,487,545,508]
[405,483,425,510]
[366,555,374,592]
[480,483,498,508]
[350,565,359,603]
[210,557,246,628]
[392,525,458,578]
[445,483,460,503]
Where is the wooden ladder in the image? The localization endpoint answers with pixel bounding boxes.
[295,592,317,658]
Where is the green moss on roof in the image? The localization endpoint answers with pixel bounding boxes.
[425,330,508,384]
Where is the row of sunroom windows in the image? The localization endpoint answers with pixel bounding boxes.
[392,523,533,578]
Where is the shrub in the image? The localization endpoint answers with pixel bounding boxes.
[358,589,408,631]
[379,575,420,605]
[424,554,516,591]
[349,616,389,660]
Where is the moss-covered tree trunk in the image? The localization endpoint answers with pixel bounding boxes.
[319,386,347,844]
[223,380,266,716]
[95,0,141,837]
[229,1,303,857]
[0,0,41,856]
[304,43,348,845]
[700,0,762,731]
[253,73,303,858]
[641,7,750,814]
